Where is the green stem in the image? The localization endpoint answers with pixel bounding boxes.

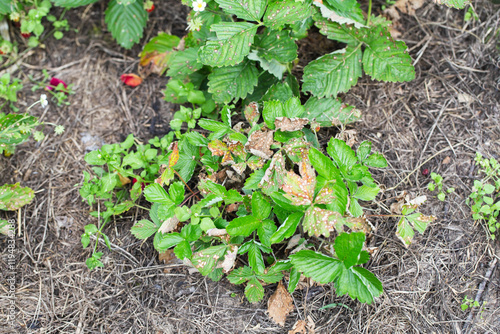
[366,0,372,26]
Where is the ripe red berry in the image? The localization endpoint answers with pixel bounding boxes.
[422,168,430,176]
[21,32,31,38]
[146,4,155,12]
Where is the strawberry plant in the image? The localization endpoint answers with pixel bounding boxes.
[79,0,464,309]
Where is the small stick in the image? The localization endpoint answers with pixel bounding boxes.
[173,169,200,200]
[462,257,498,333]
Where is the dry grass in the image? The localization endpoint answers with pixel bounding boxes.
[1,1,499,333]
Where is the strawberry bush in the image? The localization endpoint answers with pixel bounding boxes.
[76,0,468,307]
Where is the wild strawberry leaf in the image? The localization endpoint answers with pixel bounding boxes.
[214,0,266,21]
[167,47,203,80]
[314,15,367,45]
[153,232,184,252]
[0,183,34,211]
[143,184,173,205]
[327,138,357,173]
[130,219,158,239]
[191,245,228,276]
[334,232,365,269]
[323,0,359,13]
[227,215,261,237]
[253,29,298,63]
[245,277,264,303]
[303,206,344,237]
[302,46,363,98]
[270,211,304,244]
[52,0,99,8]
[334,266,383,304]
[251,192,271,220]
[362,27,415,83]
[264,0,314,30]
[290,250,343,284]
[139,33,180,76]
[435,0,469,9]
[303,96,361,127]
[282,160,316,206]
[257,219,277,247]
[104,0,148,49]
[396,210,435,247]
[262,97,304,130]
[199,22,258,67]
[207,60,259,103]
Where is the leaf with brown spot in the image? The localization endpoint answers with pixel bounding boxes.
[274,117,309,132]
[303,207,344,237]
[268,281,294,327]
[244,102,260,126]
[158,249,176,264]
[260,151,286,195]
[158,216,180,234]
[208,139,228,157]
[168,142,179,168]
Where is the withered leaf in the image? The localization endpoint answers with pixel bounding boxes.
[282,159,316,206]
[218,245,238,273]
[245,129,274,160]
[244,102,260,126]
[159,216,179,234]
[260,151,286,195]
[118,173,131,185]
[268,281,294,327]
[275,117,309,132]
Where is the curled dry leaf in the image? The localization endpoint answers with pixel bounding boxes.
[159,216,180,234]
[120,73,143,87]
[168,142,180,168]
[345,216,375,234]
[218,245,238,273]
[118,173,131,185]
[274,117,309,132]
[207,228,227,236]
[288,316,315,334]
[336,129,357,147]
[245,128,274,160]
[158,249,176,264]
[268,281,294,327]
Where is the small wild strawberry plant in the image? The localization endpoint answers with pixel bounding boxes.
[79,0,465,308]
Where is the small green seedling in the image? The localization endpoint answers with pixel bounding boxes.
[428,172,454,201]
[467,153,500,239]
[461,296,480,311]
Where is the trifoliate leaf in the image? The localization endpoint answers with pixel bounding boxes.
[362,28,415,82]
[199,22,258,67]
[214,0,266,21]
[302,46,363,98]
[303,206,344,237]
[104,0,147,49]
[208,60,259,103]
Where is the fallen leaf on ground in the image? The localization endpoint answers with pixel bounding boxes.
[289,317,315,334]
[120,73,143,87]
[218,245,238,273]
[268,281,294,326]
[442,156,451,164]
[159,249,176,264]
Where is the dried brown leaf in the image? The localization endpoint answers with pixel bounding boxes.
[159,216,179,234]
[274,117,309,132]
[245,129,274,160]
[268,281,294,327]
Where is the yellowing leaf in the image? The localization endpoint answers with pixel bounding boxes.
[282,159,316,206]
[168,142,179,168]
[268,281,294,327]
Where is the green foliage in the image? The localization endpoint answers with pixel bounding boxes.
[467,153,500,239]
[427,172,454,201]
[0,73,23,111]
[0,183,34,211]
[104,0,148,49]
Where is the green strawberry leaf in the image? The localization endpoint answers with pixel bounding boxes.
[53,0,99,8]
[270,211,304,244]
[264,0,314,30]
[290,250,343,284]
[362,27,415,82]
[245,277,264,303]
[191,245,228,276]
[130,219,158,239]
[302,46,363,98]
[303,96,361,127]
[251,191,271,220]
[167,47,203,80]
[104,0,147,49]
[254,29,298,63]
[208,60,259,103]
[199,22,258,67]
[214,0,266,21]
[153,232,184,252]
[334,232,365,269]
[227,215,261,237]
[327,138,357,173]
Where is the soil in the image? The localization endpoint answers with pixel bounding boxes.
[1,1,500,333]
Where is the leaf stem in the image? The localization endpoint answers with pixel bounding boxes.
[366,0,372,26]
